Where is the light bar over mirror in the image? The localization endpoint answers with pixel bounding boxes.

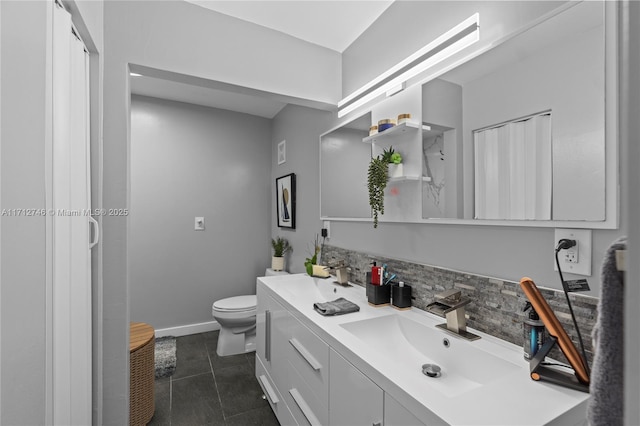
[338,13,480,118]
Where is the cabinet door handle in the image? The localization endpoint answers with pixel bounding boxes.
[258,374,279,405]
[289,338,322,371]
[289,388,321,426]
[265,310,271,362]
[88,216,99,249]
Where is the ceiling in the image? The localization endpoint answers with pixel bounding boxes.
[184,0,393,53]
[130,1,394,118]
[131,73,290,118]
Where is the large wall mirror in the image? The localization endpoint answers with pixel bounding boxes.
[321,1,617,228]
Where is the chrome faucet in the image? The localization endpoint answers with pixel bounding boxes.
[426,289,481,341]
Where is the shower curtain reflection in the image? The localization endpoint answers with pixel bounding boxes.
[474,112,552,220]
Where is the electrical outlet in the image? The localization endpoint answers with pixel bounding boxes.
[554,229,591,276]
[323,220,331,239]
[565,244,578,263]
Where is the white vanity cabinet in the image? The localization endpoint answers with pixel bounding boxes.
[384,393,428,426]
[285,315,330,426]
[256,281,429,426]
[329,348,383,426]
[256,286,330,425]
[257,275,590,426]
[255,286,295,424]
[329,348,430,426]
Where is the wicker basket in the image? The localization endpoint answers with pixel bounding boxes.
[130,322,155,426]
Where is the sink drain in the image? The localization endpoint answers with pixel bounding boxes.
[422,363,442,378]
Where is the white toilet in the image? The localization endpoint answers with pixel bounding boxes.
[212,268,289,356]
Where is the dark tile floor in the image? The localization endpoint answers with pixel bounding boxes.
[149,331,280,426]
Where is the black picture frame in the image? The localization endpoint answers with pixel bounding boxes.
[276,173,296,229]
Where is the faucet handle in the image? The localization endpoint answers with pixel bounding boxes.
[436,288,462,303]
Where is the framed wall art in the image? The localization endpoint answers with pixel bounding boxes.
[277,140,286,165]
[276,173,296,229]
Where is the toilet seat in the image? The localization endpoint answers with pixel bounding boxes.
[213,295,256,312]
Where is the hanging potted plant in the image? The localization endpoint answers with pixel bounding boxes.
[368,154,388,228]
[271,237,291,271]
[368,146,404,228]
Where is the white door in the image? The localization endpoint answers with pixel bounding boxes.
[51,1,94,424]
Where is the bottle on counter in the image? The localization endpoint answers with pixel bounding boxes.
[523,301,546,360]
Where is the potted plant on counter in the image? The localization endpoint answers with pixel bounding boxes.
[304,234,329,277]
[271,237,291,271]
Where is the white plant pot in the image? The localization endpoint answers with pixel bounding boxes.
[271,256,285,271]
[388,163,403,178]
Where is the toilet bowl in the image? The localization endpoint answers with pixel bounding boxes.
[212,268,289,356]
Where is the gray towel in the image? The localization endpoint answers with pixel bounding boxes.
[313,298,360,316]
[587,236,626,426]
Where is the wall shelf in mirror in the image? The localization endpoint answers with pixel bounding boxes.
[362,121,421,144]
[389,176,432,183]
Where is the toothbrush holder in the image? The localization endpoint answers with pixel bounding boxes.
[366,272,391,306]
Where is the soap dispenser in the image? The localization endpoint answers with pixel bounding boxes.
[370,262,382,285]
[523,302,546,360]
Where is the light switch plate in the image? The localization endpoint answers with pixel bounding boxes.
[554,228,591,276]
[195,217,205,231]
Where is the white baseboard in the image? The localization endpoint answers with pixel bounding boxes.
[154,320,220,338]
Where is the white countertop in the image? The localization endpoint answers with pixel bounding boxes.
[258,273,590,426]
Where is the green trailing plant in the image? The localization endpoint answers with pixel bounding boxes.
[271,237,292,257]
[368,156,388,228]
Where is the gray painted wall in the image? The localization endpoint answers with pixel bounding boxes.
[0,2,49,423]
[130,95,272,329]
[622,2,640,422]
[271,105,332,273]
[103,1,340,421]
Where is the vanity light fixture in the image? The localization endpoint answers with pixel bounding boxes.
[338,13,480,118]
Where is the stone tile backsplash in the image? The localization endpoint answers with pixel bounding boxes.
[322,245,598,365]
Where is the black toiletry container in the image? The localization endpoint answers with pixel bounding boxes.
[391,283,412,309]
[366,272,391,306]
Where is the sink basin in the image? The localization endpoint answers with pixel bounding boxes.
[340,314,520,397]
[275,274,354,303]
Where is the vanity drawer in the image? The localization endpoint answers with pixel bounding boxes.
[285,359,329,426]
[255,356,296,425]
[288,317,329,404]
